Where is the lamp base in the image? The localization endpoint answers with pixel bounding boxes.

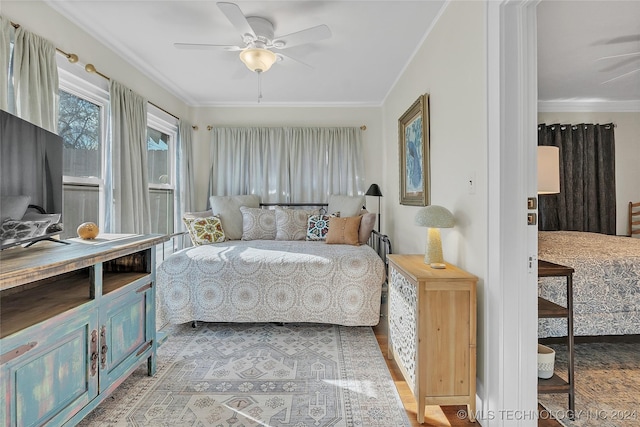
[424,227,444,264]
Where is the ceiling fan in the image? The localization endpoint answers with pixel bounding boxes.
[596,34,640,85]
[174,2,332,73]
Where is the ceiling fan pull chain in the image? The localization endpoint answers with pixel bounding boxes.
[257,71,263,103]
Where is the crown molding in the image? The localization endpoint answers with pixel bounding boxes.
[538,100,640,113]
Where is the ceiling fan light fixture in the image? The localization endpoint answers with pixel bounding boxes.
[239,47,277,73]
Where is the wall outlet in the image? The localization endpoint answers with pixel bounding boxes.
[468,172,476,195]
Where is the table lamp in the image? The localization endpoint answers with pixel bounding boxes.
[538,146,560,194]
[414,205,455,268]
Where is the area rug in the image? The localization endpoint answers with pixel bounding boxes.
[538,342,640,427]
[79,322,411,426]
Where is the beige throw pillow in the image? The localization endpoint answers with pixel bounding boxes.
[325,216,362,246]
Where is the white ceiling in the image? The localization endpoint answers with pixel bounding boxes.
[48,0,446,107]
[47,0,640,108]
[537,0,640,105]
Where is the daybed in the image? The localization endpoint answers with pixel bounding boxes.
[156,195,389,327]
[538,230,640,338]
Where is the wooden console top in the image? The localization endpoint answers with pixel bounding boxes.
[0,233,167,291]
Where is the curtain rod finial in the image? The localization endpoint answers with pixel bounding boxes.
[67,53,79,63]
[85,63,96,73]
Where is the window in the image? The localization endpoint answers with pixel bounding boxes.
[57,65,108,238]
[147,109,177,237]
[57,61,179,243]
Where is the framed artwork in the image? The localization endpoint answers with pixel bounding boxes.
[398,94,430,206]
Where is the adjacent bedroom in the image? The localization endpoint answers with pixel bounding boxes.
[535,1,640,424]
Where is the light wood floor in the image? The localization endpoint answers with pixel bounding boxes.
[372,303,561,426]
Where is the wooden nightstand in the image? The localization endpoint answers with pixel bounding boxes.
[387,254,478,424]
[538,259,575,416]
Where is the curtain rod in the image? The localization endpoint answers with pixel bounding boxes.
[205,125,367,131]
[11,21,79,63]
[10,19,180,122]
[83,64,180,121]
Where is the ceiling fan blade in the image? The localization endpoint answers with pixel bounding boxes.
[597,52,640,61]
[174,42,242,51]
[601,68,640,84]
[273,24,331,49]
[603,34,640,45]
[277,52,313,69]
[217,2,256,39]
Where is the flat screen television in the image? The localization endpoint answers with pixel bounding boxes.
[1,109,64,249]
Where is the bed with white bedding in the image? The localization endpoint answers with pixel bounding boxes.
[156,239,386,327]
[538,231,640,337]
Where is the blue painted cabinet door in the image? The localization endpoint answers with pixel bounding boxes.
[98,282,154,390]
[0,306,98,427]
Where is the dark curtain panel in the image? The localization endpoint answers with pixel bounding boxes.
[538,123,616,235]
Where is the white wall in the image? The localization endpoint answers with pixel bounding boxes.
[381,0,488,401]
[189,107,383,210]
[538,112,640,235]
[2,1,190,122]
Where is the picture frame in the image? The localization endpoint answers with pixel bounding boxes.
[398,93,430,206]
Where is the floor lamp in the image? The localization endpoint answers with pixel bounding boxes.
[365,184,383,232]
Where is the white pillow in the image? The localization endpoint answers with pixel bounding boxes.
[209,195,260,240]
[327,194,365,218]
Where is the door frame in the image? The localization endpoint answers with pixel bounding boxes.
[484,1,539,425]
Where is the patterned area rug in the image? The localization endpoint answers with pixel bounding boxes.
[79,322,410,427]
[538,342,640,427]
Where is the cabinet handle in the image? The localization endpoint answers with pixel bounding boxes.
[136,283,152,293]
[100,325,108,369]
[90,330,98,376]
[135,340,153,357]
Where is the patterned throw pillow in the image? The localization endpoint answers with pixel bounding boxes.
[275,207,318,241]
[182,216,226,246]
[306,214,333,241]
[240,207,276,240]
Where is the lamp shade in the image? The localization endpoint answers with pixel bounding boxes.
[414,205,455,228]
[365,183,383,197]
[239,48,277,73]
[538,146,560,194]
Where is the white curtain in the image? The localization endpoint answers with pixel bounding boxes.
[0,16,12,111]
[177,119,196,214]
[209,127,288,203]
[287,127,364,202]
[176,120,196,247]
[106,80,150,234]
[12,25,58,132]
[209,127,364,203]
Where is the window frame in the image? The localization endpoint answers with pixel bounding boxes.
[57,60,109,231]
